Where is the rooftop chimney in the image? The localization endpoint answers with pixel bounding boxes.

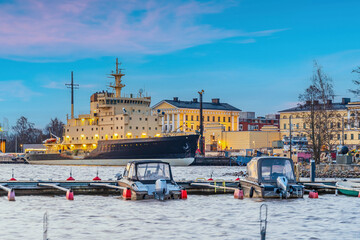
[342,98,351,105]
[173,97,179,102]
[192,98,198,103]
[212,98,220,104]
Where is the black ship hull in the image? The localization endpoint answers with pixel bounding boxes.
[26,134,200,166]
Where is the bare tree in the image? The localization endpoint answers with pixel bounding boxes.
[349,66,360,96]
[44,118,64,139]
[298,63,341,163]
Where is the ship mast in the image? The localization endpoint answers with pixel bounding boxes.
[110,58,125,97]
[65,71,79,119]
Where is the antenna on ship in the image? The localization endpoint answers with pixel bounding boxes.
[65,71,79,119]
[109,58,125,97]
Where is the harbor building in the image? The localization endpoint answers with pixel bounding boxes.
[61,59,165,152]
[152,97,241,133]
[279,98,360,148]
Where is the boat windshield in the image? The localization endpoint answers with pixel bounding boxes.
[261,159,295,182]
[136,163,171,181]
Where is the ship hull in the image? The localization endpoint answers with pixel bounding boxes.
[26,134,199,166]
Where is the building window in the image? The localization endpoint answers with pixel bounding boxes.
[116,117,118,120]
[111,127,113,130]
[351,134,354,140]
[218,117,220,122]
[130,126,132,129]
[136,127,138,129]
[223,117,226,122]
[345,134,347,140]
[197,116,199,121]
[142,127,145,130]
[145,118,148,121]
[284,124,286,129]
[139,118,142,121]
[228,117,231,122]
[155,127,157,130]
[303,123,306,129]
[213,116,215,122]
[186,115,188,121]
[191,115,193,121]
[149,127,151,130]
[116,127,118,129]
[67,129,69,132]
[101,127,103,130]
[207,116,210,121]
[358,134,360,140]
[121,126,123,129]
[338,134,340,140]
[111,118,113,121]
[76,129,79,132]
[296,124,299,129]
[121,117,123,120]
[337,122,341,128]
[228,126,230,131]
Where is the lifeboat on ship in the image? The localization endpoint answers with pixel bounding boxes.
[43,138,57,144]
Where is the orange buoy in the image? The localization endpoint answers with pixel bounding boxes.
[180,189,188,199]
[122,188,132,200]
[234,189,244,199]
[309,191,318,198]
[66,190,74,200]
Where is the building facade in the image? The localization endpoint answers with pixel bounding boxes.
[152,97,241,133]
[238,112,279,131]
[279,98,360,147]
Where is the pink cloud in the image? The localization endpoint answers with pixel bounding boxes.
[0,0,287,61]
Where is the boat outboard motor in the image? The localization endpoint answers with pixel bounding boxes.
[276,176,290,198]
[155,179,167,201]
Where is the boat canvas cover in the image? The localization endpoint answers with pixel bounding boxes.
[247,157,296,183]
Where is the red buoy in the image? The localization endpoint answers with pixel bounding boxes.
[67,176,75,181]
[66,190,74,200]
[235,177,240,181]
[358,191,360,198]
[180,189,188,199]
[122,188,132,200]
[234,189,244,199]
[207,178,213,181]
[8,189,15,201]
[93,176,101,181]
[9,169,16,181]
[309,191,318,198]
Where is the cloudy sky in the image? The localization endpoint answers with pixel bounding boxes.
[0,0,360,128]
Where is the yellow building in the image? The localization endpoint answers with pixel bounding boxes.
[153,98,280,151]
[152,97,241,133]
[279,98,360,147]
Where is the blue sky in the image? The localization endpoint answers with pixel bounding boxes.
[0,0,360,129]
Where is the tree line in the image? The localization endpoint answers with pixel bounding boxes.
[1,117,64,152]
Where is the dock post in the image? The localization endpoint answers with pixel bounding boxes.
[310,159,316,183]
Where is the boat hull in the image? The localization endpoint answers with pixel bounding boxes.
[336,181,360,197]
[26,134,199,166]
[240,180,304,199]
